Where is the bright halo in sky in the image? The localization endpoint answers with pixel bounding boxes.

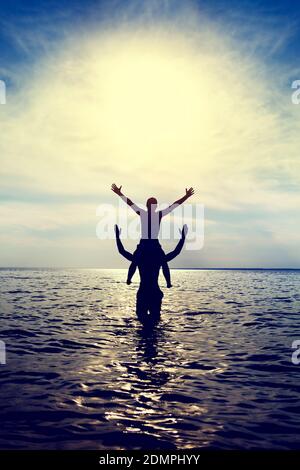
[3,23,271,197]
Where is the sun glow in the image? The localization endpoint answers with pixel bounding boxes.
[3,25,266,196]
[96,35,216,165]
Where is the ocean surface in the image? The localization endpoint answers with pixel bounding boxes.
[0,268,300,450]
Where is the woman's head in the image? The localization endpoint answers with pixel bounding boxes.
[146,197,158,209]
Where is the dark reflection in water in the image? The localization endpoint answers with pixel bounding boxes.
[0,268,300,449]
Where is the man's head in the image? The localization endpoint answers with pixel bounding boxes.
[146,197,157,210]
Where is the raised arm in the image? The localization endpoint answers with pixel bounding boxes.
[160,188,194,217]
[114,225,133,261]
[165,225,188,261]
[111,184,142,215]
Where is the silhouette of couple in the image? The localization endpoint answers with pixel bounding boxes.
[112,184,194,327]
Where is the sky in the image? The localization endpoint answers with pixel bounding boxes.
[0,0,300,268]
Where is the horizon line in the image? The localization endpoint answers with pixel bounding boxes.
[0,267,299,271]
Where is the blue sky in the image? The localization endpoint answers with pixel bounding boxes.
[0,0,300,268]
[2,0,300,67]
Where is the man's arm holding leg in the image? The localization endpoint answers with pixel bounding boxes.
[166,225,188,262]
[114,225,133,261]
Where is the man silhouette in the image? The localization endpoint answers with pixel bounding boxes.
[115,224,188,325]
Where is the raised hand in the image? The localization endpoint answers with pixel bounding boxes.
[114,224,121,238]
[185,187,194,198]
[111,183,123,196]
[179,224,188,238]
